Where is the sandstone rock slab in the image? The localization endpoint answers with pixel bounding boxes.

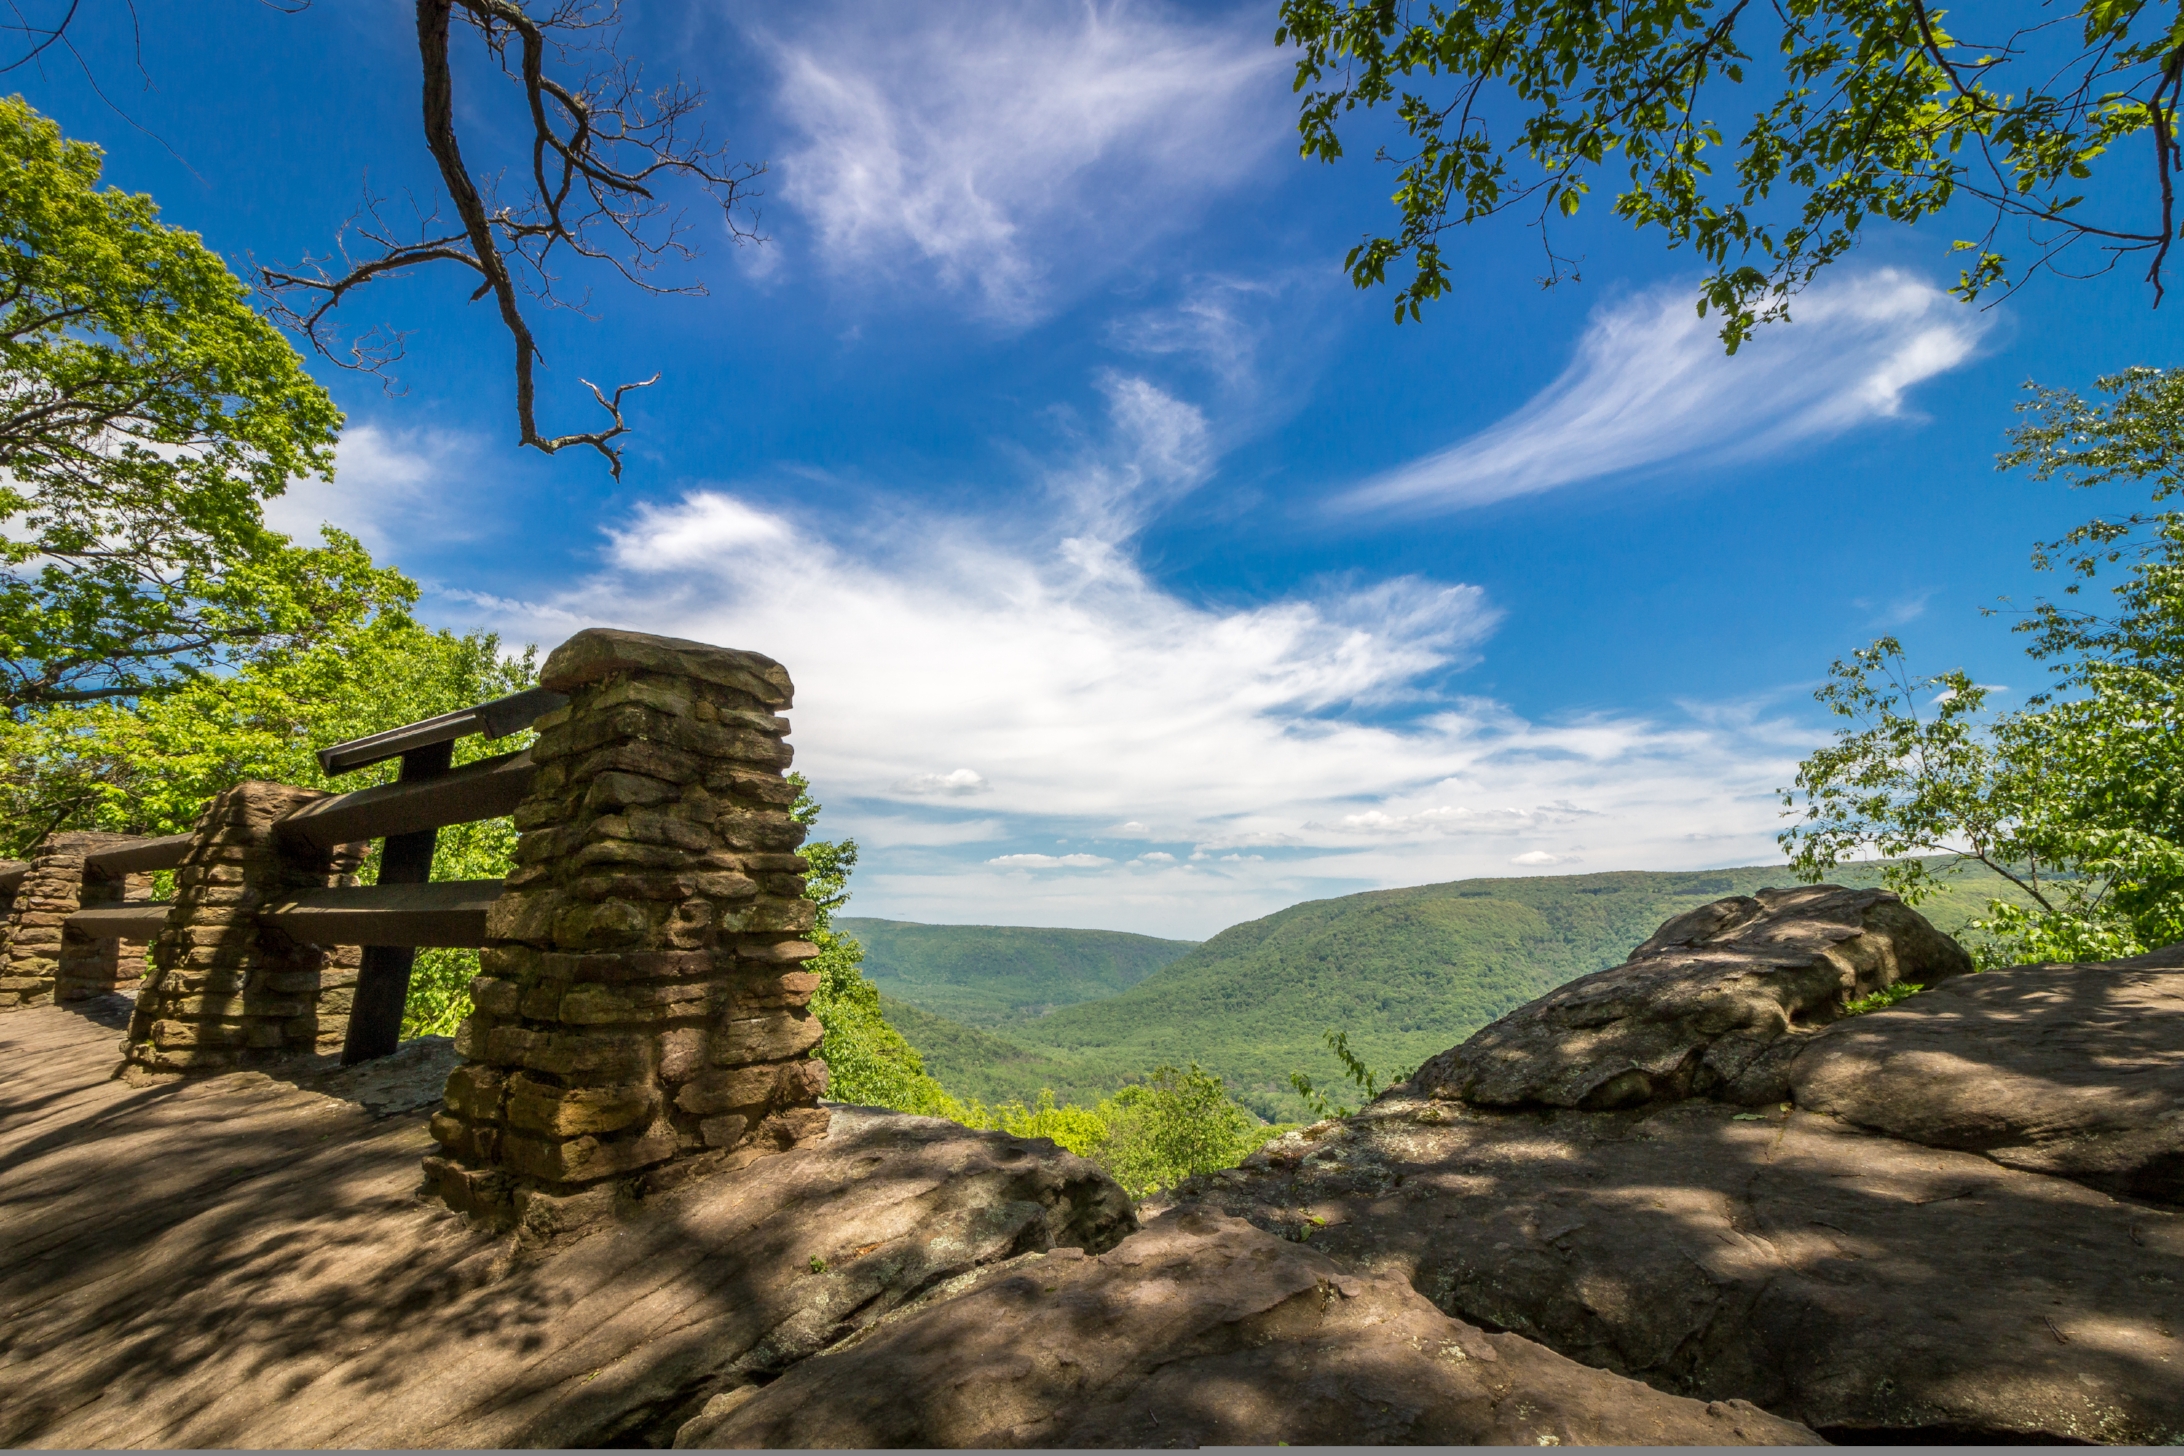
[0,1005,1132,1449]
[1785,945,2184,1204]
[1413,884,1972,1109]
[678,1205,1818,1449]
[1177,1092,2184,1443]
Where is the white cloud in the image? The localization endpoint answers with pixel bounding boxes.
[1511,850,1569,866]
[1049,372,1214,546]
[1108,276,1281,391]
[1855,587,1938,627]
[762,1,1285,322]
[611,492,790,569]
[850,817,1007,847]
[895,768,992,796]
[1319,798,1598,837]
[264,423,492,555]
[462,471,1813,936]
[1345,269,1992,514]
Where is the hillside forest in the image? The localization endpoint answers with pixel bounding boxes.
[5,83,2183,1199]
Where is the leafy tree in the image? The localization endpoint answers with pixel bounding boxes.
[1277,2,2184,343]
[1783,367,2184,964]
[981,1089,1114,1160]
[1093,1064,1269,1197]
[0,96,410,712]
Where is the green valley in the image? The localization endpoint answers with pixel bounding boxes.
[837,917,1197,1027]
[869,862,2037,1122]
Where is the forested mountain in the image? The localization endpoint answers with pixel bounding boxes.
[871,863,2034,1121]
[837,918,1196,1026]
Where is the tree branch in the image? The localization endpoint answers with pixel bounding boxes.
[250,0,764,477]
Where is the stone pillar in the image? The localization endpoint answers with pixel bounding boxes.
[0,859,25,941]
[121,783,356,1078]
[56,864,152,1002]
[424,629,827,1228]
[0,832,138,1012]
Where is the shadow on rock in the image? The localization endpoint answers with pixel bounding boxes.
[1181,886,2184,1444]
[676,1205,1818,1449]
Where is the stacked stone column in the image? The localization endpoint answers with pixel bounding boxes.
[425,629,827,1224]
[122,783,361,1076]
[1,832,140,1011]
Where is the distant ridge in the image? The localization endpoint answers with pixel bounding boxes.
[836,917,1197,1028]
[865,862,2033,1121]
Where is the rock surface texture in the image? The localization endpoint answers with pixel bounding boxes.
[1413,884,1974,1109]
[678,1205,1816,1449]
[1178,890,2184,1444]
[1787,942,2184,1203]
[1,1005,1134,1448]
[0,1003,1826,1448]
[428,629,833,1229]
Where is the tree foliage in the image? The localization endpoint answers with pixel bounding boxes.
[1783,367,2184,964]
[1277,1,2184,343]
[1091,1064,1270,1196]
[1288,1028,1397,1118]
[0,95,406,712]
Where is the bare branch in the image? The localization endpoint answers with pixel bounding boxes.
[253,0,766,473]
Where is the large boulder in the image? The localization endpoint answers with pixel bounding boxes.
[677,1206,1818,1448]
[1413,884,1972,1109]
[1173,900,2184,1443]
[1177,1094,2184,1443]
[1786,943,2184,1203]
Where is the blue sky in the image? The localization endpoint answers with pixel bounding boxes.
[18,1,2174,937]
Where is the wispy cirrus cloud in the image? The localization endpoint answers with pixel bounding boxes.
[396,367,1811,938]
[761,1,1285,323]
[1344,269,1992,515]
[456,423,1800,936]
[265,423,495,556]
[895,769,992,796]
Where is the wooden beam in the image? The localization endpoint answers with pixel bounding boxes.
[63,903,172,940]
[315,685,567,776]
[275,749,537,853]
[258,880,503,949]
[82,834,196,877]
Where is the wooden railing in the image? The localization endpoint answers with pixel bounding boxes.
[18,626,831,1212]
[50,685,567,1061]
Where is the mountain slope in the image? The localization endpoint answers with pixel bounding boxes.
[838,917,1196,1027]
[876,863,2035,1121]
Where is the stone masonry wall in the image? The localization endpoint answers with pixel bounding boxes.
[56,865,152,1002]
[0,860,24,949]
[425,629,827,1226]
[122,783,362,1077]
[1,833,139,1011]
